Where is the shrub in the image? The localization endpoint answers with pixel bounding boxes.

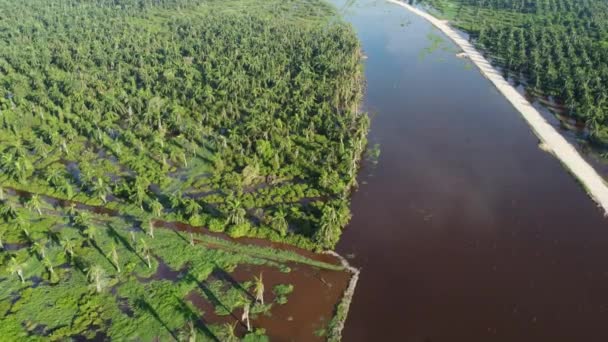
[208,218,226,233]
[227,222,251,238]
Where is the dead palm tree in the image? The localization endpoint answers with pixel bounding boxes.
[253,273,264,305]
[241,302,251,332]
[147,220,155,238]
[140,238,152,269]
[187,320,196,342]
[108,243,121,273]
[86,265,107,293]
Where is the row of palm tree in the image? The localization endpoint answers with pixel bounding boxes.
[424,0,608,144]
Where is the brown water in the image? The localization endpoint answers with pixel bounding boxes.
[334,1,608,341]
[186,263,350,340]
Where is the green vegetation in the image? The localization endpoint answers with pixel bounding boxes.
[419,0,608,146]
[0,190,346,340]
[0,0,368,251]
[0,0,366,339]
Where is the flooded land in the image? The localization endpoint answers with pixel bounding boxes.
[3,0,608,340]
[335,0,608,341]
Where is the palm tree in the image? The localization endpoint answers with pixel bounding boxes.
[46,168,64,188]
[32,240,47,260]
[130,230,136,245]
[8,257,25,283]
[130,176,149,209]
[86,265,107,293]
[43,257,56,281]
[226,199,246,226]
[220,322,238,342]
[20,225,32,244]
[45,227,61,245]
[0,229,4,250]
[169,190,183,210]
[147,220,155,238]
[92,178,110,204]
[83,225,98,244]
[58,180,74,199]
[150,199,163,217]
[108,243,120,273]
[253,273,264,305]
[26,194,43,215]
[61,237,76,260]
[0,200,18,221]
[73,210,91,228]
[180,151,188,168]
[0,186,4,200]
[183,198,201,218]
[66,203,77,217]
[270,209,288,237]
[314,216,336,249]
[140,238,152,269]
[241,302,251,332]
[180,320,196,342]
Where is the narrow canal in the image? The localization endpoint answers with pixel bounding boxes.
[334,0,608,341]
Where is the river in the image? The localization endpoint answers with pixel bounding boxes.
[333,0,608,341]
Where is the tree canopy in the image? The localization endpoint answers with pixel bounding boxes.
[0,0,368,250]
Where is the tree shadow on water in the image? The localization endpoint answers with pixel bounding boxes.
[184,272,244,324]
[211,265,254,301]
[174,296,220,342]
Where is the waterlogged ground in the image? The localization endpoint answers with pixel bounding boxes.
[0,189,350,341]
[334,0,608,341]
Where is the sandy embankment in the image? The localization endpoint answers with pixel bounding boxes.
[387,0,608,215]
